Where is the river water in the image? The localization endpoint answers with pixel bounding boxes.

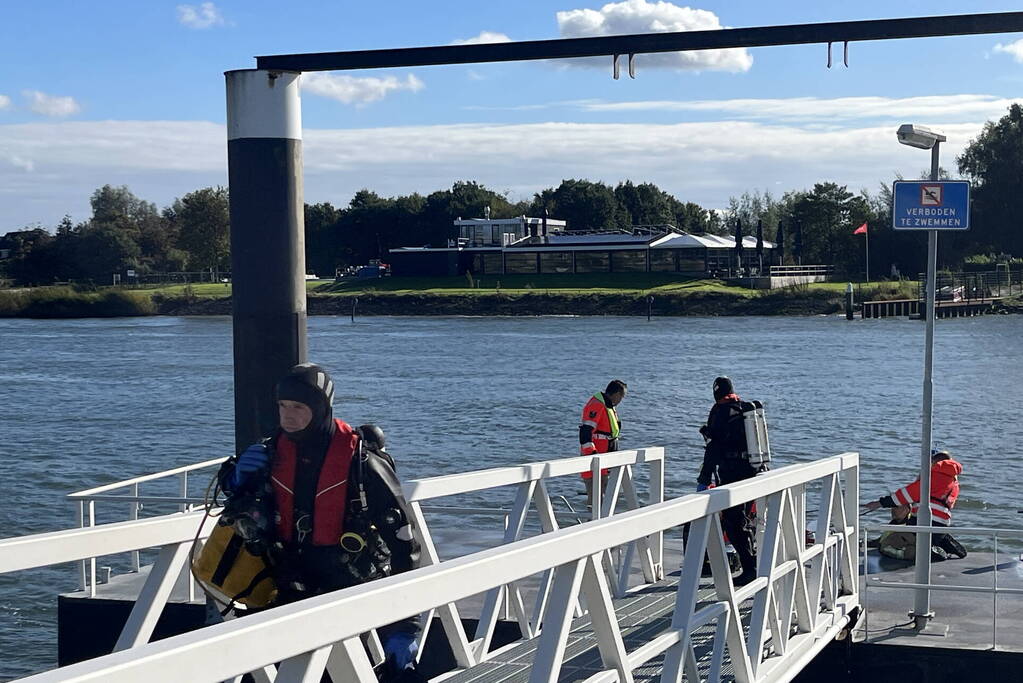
[1,314,1021,679]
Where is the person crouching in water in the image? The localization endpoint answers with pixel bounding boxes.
[219,363,422,678]
[863,449,966,561]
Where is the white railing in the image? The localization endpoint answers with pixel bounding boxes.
[401,447,665,667]
[862,524,1023,648]
[66,456,225,594]
[11,452,860,683]
[4,448,663,677]
[768,265,834,277]
[0,511,211,654]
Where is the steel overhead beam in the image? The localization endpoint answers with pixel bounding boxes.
[256,12,1023,72]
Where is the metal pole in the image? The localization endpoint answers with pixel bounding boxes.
[865,228,870,283]
[912,141,940,629]
[226,69,308,452]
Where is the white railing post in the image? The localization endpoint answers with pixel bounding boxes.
[88,500,97,597]
[113,541,192,651]
[77,501,87,591]
[130,483,141,572]
[528,558,586,683]
[648,452,664,577]
[992,532,999,648]
[179,472,189,513]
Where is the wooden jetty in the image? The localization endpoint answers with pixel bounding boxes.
[861,297,1002,319]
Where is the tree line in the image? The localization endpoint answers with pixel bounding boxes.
[3,104,1021,286]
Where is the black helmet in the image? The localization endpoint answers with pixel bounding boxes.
[713,376,734,401]
[275,363,335,439]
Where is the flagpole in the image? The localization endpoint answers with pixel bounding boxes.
[866,227,870,282]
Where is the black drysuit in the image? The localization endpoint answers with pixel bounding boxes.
[697,398,765,576]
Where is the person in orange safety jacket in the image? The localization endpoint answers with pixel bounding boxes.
[579,380,627,504]
[863,449,966,561]
[863,450,962,525]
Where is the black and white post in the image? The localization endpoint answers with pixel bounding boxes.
[226,69,307,451]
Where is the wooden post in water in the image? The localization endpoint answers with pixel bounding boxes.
[845,283,854,320]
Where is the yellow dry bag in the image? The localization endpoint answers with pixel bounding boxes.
[192,521,277,610]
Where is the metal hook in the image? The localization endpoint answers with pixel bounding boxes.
[826,41,832,69]
[628,53,636,79]
[612,53,620,80]
[843,41,849,67]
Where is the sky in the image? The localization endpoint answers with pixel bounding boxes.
[3,0,1023,229]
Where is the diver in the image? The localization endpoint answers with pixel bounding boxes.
[696,377,767,586]
[219,363,423,680]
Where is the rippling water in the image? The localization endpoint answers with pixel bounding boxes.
[1,314,1021,679]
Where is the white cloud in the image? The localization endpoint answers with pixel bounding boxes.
[177,2,224,30]
[302,73,425,106]
[2,154,34,172]
[23,90,81,118]
[577,94,1022,122]
[556,0,752,72]
[451,31,512,46]
[0,95,11,111]
[994,39,1023,63]
[0,109,991,228]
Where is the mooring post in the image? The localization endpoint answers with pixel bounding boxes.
[226,69,307,452]
[845,282,854,320]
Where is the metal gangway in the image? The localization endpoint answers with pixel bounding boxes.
[1,449,860,682]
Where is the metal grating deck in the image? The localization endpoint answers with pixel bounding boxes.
[444,572,741,682]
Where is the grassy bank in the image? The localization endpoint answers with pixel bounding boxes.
[0,277,923,318]
[0,287,156,318]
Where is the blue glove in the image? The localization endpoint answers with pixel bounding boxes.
[696,483,710,492]
[230,444,268,489]
[383,632,418,670]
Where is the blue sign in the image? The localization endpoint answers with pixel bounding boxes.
[892,181,970,231]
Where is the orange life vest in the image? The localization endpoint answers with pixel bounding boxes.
[891,458,962,523]
[270,418,357,546]
[580,393,620,478]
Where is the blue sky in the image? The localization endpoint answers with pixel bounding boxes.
[3,1,1023,228]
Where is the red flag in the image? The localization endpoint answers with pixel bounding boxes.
[853,223,867,235]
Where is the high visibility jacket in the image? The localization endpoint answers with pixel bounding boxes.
[270,419,357,546]
[890,458,962,524]
[580,393,621,478]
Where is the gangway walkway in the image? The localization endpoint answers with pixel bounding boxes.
[1,450,860,682]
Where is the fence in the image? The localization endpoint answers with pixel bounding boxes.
[862,523,1023,649]
[9,448,663,677]
[66,457,225,595]
[916,269,1023,301]
[8,452,860,683]
[768,265,834,278]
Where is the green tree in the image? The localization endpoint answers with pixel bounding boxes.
[957,103,1023,257]
[543,179,619,231]
[73,223,142,282]
[614,181,673,227]
[304,201,344,276]
[90,184,157,228]
[789,183,871,275]
[667,200,718,234]
[172,187,230,272]
[725,190,783,240]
